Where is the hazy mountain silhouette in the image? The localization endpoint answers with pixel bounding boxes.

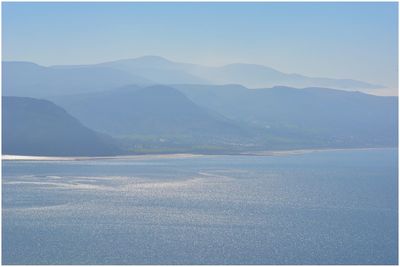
[187,63,383,90]
[2,56,384,97]
[3,96,121,156]
[2,61,152,97]
[98,56,384,90]
[97,56,209,85]
[50,85,248,139]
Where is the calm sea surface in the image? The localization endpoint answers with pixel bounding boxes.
[2,148,398,264]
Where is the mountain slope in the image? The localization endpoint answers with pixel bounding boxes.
[172,84,398,148]
[50,85,248,140]
[3,96,121,156]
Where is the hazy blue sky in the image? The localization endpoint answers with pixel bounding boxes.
[2,2,398,93]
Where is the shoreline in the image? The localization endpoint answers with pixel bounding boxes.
[240,146,396,156]
[1,153,203,161]
[2,147,396,161]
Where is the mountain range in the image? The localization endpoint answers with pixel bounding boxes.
[2,56,397,156]
[3,56,384,98]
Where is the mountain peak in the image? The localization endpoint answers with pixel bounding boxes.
[108,55,175,66]
[135,55,173,63]
[99,55,178,70]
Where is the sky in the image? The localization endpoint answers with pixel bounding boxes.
[2,2,398,95]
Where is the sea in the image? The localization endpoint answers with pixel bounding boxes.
[2,148,398,264]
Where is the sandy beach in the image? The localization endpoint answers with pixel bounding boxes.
[1,153,203,161]
[2,147,393,161]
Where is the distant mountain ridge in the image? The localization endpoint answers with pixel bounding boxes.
[2,61,152,97]
[2,56,384,97]
[188,63,383,90]
[82,55,386,90]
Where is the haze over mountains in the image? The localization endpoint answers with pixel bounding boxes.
[3,56,384,98]
[2,56,397,156]
[97,56,383,90]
